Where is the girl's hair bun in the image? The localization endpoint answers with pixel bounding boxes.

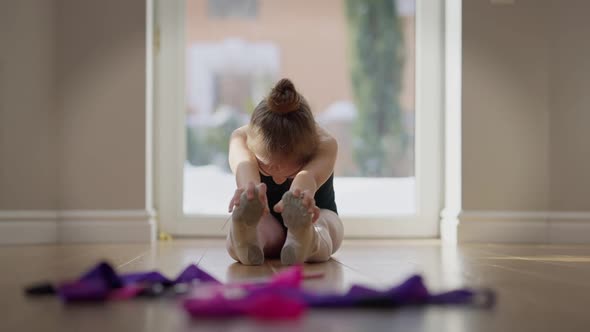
[268,78,301,114]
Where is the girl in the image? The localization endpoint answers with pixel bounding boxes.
[227,78,344,265]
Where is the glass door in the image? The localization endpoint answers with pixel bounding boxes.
[156,0,442,237]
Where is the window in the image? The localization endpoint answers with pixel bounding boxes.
[156,0,442,237]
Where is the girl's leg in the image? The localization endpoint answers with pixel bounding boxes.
[280,192,344,264]
[257,213,287,258]
[226,211,287,264]
[226,188,265,265]
[306,209,344,263]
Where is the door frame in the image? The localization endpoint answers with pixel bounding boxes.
[154,0,444,237]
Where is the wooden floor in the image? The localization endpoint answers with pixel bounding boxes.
[2,239,590,331]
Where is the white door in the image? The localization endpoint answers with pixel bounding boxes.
[155,0,443,237]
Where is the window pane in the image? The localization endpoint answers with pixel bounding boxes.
[184,0,416,216]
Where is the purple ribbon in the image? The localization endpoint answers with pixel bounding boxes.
[183,268,495,319]
[302,275,494,308]
[26,261,494,320]
[56,261,220,302]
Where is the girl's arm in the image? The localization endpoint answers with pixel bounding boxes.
[290,134,338,195]
[227,126,269,215]
[228,126,261,188]
[273,128,337,222]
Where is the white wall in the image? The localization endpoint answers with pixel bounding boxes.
[0,0,153,244]
[548,0,590,212]
[0,0,57,210]
[462,0,550,211]
[458,0,590,243]
[56,0,147,210]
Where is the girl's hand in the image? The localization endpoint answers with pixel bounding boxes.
[274,188,321,223]
[228,182,270,215]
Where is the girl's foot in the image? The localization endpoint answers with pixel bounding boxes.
[280,191,319,265]
[231,188,265,265]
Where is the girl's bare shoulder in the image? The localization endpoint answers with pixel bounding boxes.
[316,126,338,158]
[232,125,249,137]
[317,125,337,145]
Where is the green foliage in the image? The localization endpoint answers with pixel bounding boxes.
[186,110,244,172]
[186,125,213,166]
[345,0,406,177]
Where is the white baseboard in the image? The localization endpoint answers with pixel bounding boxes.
[59,210,155,221]
[0,210,58,244]
[0,221,59,244]
[4,208,589,244]
[168,215,439,238]
[0,210,59,220]
[59,220,155,243]
[443,210,590,244]
[0,210,156,245]
[458,219,549,243]
[548,221,590,244]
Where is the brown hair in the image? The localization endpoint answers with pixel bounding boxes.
[247,78,319,164]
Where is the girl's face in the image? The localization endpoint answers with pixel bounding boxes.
[255,154,303,184]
